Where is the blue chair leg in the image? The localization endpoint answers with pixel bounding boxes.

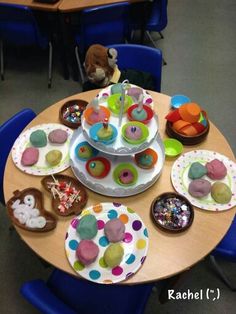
[210,255,236,291]
[145,31,167,65]
[75,46,85,84]
[48,41,53,88]
[0,40,4,80]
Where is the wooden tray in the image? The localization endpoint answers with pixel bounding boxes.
[7,188,57,232]
[41,174,88,216]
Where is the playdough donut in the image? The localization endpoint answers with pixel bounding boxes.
[48,129,68,144]
[104,218,125,243]
[30,130,47,147]
[21,147,39,166]
[76,239,99,265]
[104,243,124,268]
[206,159,227,180]
[77,214,98,240]
[188,179,211,198]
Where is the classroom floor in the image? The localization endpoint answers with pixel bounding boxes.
[1,0,236,313]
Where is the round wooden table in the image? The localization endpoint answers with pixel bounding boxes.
[4,90,236,284]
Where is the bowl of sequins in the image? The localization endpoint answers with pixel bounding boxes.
[59,99,88,129]
[150,192,194,233]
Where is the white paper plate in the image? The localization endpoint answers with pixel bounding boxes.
[12,123,73,176]
[171,150,236,211]
[65,202,149,284]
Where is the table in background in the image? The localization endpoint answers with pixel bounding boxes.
[4,90,236,284]
[0,0,62,11]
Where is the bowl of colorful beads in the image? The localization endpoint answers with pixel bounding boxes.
[59,99,88,129]
[150,192,194,233]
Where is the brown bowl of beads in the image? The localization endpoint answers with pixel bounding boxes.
[59,99,88,129]
[41,174,88,216]
[150,192,194,233]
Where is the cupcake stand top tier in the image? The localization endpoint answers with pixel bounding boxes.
[81,84,159,156]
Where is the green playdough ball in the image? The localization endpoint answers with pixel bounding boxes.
[45,150,62,166]
[77,214,98,240]
[188,162,207,179]
[211,182,232,204]
[30,130,47,147]
[104,243,124,268]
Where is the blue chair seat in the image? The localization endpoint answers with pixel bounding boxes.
[210,215,236,290]
[21,268,154,314]
[0,108,36,204]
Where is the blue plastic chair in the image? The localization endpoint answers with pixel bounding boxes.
[130,0,168,64]
[0,108,36,204]
[0,3,53,87]
[130,0,168,40]
[108,44,162,92]
[21,268,154,314]
[74,3,130,83]
[210,215,236,291]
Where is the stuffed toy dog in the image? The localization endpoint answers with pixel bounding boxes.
[83,44,155,91]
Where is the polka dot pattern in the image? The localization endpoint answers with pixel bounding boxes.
[65,202,149,284]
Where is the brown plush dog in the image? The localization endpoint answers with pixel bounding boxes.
[84,44,120,88]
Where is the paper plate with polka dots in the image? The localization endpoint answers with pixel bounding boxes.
[171,150,236,211]
[65,202,149,284]
[12,123,73,176]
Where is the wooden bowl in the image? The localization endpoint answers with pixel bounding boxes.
[41,174,88,216]
[166,120,210,145]
[59,99,88,129]
[150,192,194,233]
[6,188,57,232]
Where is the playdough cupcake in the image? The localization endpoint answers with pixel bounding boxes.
[83,105,110,125]
[113,163,138,186]
[30,129,47,147]
[86,157,111,179]
[127,104,154,124]
[134,148,158,169]
[75,141,98,161]
[122,121,149,145]
[89,121,118,144]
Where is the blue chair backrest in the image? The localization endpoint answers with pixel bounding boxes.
[108,44,162,92]
[0,3,47,48]
[78,3,130,52]
[148,0,168,32]
[0,108,36,204]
